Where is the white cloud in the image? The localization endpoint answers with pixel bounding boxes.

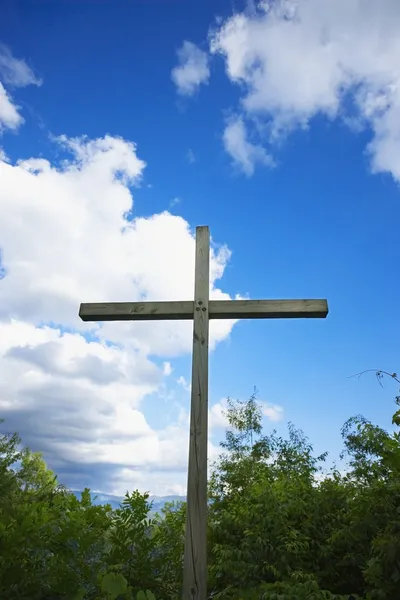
[169,196,180,208]
[262,401,284,422]
[0,134,237,495]
[0,134,234,350]
[0,44,42,88]
[0,320,164,492]
[0,146,9,161]
[172,41,210,96]
[210,0,400,181]
[0,82,23,131]
[209,398,229,429]
[177,375,191,393]
[163,361,173,376]
[0,45,41,132]
[187,148,196,163]
[223,115,274,175]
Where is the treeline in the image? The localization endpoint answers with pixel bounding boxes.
[0,383,399,599]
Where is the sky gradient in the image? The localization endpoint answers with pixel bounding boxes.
[0,0,399,496]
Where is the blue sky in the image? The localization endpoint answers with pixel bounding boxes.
[0,0,399,496]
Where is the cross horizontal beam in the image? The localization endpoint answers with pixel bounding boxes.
[79,301,194,321]
[79,299,328,322]
[209,299,328,319]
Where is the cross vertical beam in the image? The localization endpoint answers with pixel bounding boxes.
[182,226,210,600]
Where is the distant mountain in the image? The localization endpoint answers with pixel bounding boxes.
[70,490,186,514]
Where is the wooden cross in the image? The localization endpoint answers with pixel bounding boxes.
[79,225,328,600]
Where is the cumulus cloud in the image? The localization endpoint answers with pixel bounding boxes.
[0,134,237,495]
[209,0,400,181]
[172,41,210,96]
[209,399,230,429]
[223,115,274,175]
[0,45,41,132]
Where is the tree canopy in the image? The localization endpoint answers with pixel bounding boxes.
[0,377,399,600]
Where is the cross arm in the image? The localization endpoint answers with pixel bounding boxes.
[79,298,328,322]
[79,301,194,321]
[209,299,328,319]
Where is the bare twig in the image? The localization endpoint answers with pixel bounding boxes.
[349,369,400,387]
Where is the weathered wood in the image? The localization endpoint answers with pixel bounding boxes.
[78,224,329,600]
[79,301,194,321]
[182,226,210,600]
[79,299,328,322]
[209,299,328,319]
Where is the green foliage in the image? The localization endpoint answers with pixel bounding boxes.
[0,376,399,599]
[208,387,400,600]
[136,591,156,600]
[211,576,357,600]
[106,490,157,591]
[100,572,129,598]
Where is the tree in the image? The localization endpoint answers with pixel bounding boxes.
[208,392,348,599]
[0,427,112,599]
[207,387,400,599]
[17,448,59,494]
[1,373,399,600]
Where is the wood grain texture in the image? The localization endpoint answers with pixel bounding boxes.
[208,299,328,319]
[79,301,194,321]
[79,299,328,323]
[182,226,210,600]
